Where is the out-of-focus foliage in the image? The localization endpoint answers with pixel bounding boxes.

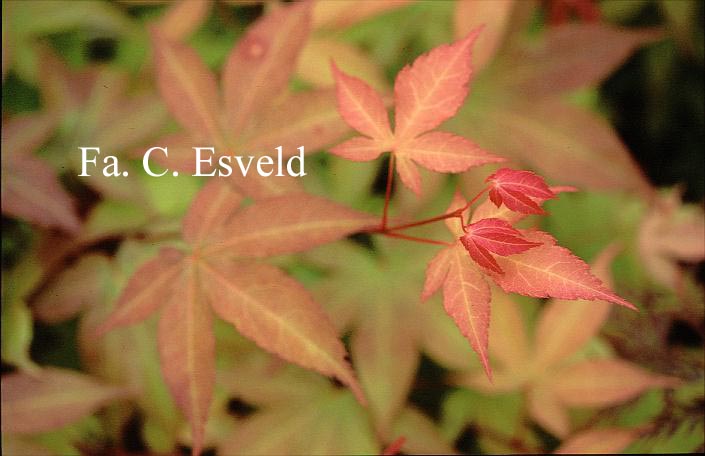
[1,1,703,455]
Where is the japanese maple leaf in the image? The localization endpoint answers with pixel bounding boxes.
[141,0,403,92]
[147,2,351,199]
[637,190,705,290]
[1,113,81,233]
[96,180,377,455]
[330,28,504,196]
[451,1,661,196]
[452,245,680,438]
[423,183,635,379]
[486,167,556,214]
[460,218,542,273]
[303,238,466,451]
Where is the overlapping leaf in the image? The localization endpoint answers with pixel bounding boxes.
[487,168,556,214]
[460,218,541,273]
[217,351,379,455]
[1,113,80,233]
[97,179,375,455]
[423,182,636,378]
[453,6,661,196]
[331,29,503,195]
[1,368,129,434]
[306,238,463,446]
[637,190,705,289]
[34,48,168,202]
[453,247,680,438]
[148,2,350,199]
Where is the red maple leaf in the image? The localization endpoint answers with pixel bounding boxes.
[486,168,556,214]
[460,218,542,273]
[423,184,636,379]
[331,28,504,195]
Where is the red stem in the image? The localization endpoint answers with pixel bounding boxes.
[367,185,490,246]
[378,186,491,233]
[380,231,453,246]
[377,211,460,232]
[380,154,395,230]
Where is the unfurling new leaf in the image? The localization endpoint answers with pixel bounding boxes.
[424,179,636,379]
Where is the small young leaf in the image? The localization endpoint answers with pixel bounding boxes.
[471,185,576,224]
[330,29,503,195]
[460,218,541,273]
[486,168,555,214]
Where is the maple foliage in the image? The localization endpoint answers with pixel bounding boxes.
[304,238,469,451]
[96,179,375,454]
[331,29,504,195]
[453,246,680,437]
[637,190,705,289]
[460,218,542,273]
[486,168,556,215]
[452,2,661,196]
[1,113,81,233]
[420,172,636,378]
[2,1,702,455]
[147,1,350,198]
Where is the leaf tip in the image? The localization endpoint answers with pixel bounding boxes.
[480,353,493,383]
[461,24,485,46]
[347,376,368,407]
